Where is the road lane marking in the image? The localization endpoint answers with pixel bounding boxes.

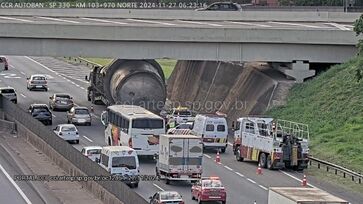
[80,87,85,90]
[228,142,233,146]
[10,65,15,69]
[75,84,80,87]
[91,114,100,119]
[235,172,245,177]
[279,170,316,188]
[247,178,256,184]
[153,183,165,191]
[224,165,233,171]
[268,22,326,28]
[258,184,268,191]
[324,23,350,31]
[203,154,211,159]
[0,16,33,23]
[20,93,26,98]
[176,20,222,27]
[126,18,175,26]
[83,135,93,143]
[0,164,32,204]
[52,114,56,118]
[20,71,26,75]
[24,57,57,73]
[81,17,128,25]
[227,21,271,27]
[37,16,80,24]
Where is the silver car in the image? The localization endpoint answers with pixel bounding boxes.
[67,107,92,126]
[53,124,79,144]
[0,87,17,104]
[49,93,74,111]
[27,74,48,91]
[81,146,102,162]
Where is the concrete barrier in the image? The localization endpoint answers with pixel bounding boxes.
[0,9,360,23]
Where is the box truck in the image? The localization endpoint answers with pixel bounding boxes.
[268,187,349,204]
[156,134,203,184]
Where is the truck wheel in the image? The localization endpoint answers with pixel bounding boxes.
[259,153,267,168]
[221,147,226,153]
[236,149,244,162]
[165,179,170,185]
[267,155,274,170]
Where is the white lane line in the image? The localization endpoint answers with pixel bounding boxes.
[20,93,26,98]
[126,18,175,26]
[91,114,100,119]
[24,57,56,73]
[20,71,26,75]
[83,135,93,143]
[342,25,354,28]
[268,22,326,28]
[177,20,222,27]
[81,17,128,25]
[10,65,15,69]
[235,172,245,177]
[224,165,233,171]
[37,16,80,24]
[73,103,79,106]
[258,184,268,191]
[52,114,56,118]
[203,154,211,159]
[0,16,33,23]
[80,87,85,90]
[247,178,256,184]
[324,23,350,31]
[227,21,271,27]
[75,84,80,87]
[279,170,316,188]
[153,183,165,191]
[0,164,32,204]
[228,142,233,146]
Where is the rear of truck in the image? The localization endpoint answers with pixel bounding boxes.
[157,135,203,184]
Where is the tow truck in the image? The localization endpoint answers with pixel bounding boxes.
[233,117,309,170]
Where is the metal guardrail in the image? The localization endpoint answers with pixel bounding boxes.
[308,156,362,184]
[63,56,101,69]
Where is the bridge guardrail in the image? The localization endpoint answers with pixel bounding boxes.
[308,156,362,184]
[0,96,148,204]
[63,57,101,69]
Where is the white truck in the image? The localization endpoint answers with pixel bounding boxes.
[268,187,349,204]
[156,134,203,184]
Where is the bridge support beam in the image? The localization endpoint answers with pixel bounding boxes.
[272,61,316,83]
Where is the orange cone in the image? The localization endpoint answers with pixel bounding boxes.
[215,151,221,163]
[256,164,262,175]
[302,175,307,187]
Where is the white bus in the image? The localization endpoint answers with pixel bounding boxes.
[101,105,165,156]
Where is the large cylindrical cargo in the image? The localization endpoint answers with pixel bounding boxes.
[101,59,166,113]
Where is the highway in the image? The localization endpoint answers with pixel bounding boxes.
[0,16,354,31]
[0,56,361,204]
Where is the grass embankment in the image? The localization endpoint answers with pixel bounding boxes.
[267,58,363,173]
[85,58,177,79]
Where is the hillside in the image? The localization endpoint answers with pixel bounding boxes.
[267,57,363,172]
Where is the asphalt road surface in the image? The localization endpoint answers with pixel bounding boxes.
[0,56,361,204]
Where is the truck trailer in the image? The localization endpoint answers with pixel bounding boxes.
[268,187,349,204]
[156,134,203,184]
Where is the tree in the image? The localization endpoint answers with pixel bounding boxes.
[353,14,363,82]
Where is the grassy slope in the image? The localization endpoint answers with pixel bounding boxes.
[267,57,363,172]
[85,58,176,79]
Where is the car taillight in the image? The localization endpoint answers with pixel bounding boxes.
[128,138,132,148]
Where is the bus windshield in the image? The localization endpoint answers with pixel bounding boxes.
[132,119,163,129]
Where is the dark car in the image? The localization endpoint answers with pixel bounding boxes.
[0,56,8,70]
[196,2,242,11]
[0,87,17,104]
[49,93,74,111]
[28,104,52,125]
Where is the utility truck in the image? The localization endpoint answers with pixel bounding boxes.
[233,117,309,170]
[156,134,203,184]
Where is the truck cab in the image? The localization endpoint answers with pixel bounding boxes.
[167,107,194,126]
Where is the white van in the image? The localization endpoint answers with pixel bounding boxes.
[192,114,228,153]
[99,146,140,188]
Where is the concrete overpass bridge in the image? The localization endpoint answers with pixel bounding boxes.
[0,10,361,82]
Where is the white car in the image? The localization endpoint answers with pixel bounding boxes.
[81,146,102,162]
[27,74,48,91]
[149,191,184,204]
[53,124,79,144]
[167,122,193,134]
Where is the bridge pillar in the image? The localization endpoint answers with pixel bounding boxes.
[272,61,316,83]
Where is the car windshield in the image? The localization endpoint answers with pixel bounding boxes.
[32,76,46,80]
[33,107,49,113]
[160,192,182,200]
[174,110,191,116]
[75,109,89,114]
[61,126,76,132]
[87,149,101,155]
[56,95,70,99]
[1,89,15,93]
[202,180,223,188]
[178,124,192,129]
[111,156,136,169]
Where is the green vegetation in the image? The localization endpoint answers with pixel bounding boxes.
[84,58,177,79]
[267,58,363,172]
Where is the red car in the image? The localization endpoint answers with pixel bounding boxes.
[0,56,8,70]
[191,177,226,204]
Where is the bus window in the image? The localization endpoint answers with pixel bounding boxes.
[206,124,214,132]
[217,125,225,132]
[132,119,163,129]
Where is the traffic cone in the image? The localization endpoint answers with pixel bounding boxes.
[301,175,307,187]
[256,164,262,175]
[215,151,221,163]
